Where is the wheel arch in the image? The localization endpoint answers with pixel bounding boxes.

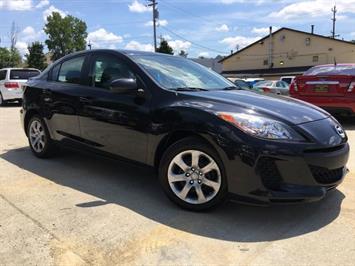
[24,109,40,136]
[153,130,223,170]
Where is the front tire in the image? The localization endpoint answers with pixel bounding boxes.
[27,115,56,158]
[159,137,228,211]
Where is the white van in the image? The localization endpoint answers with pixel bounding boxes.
[0,68,40,105]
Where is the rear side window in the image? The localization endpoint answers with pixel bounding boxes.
[304,65,355,76]
[58,56,85,84]
[0,70,6,80]
[10,70,40,80]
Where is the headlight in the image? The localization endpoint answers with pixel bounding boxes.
[217,112,305,141]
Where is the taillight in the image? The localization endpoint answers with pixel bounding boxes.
[262,87,271,93]
[348,82,355,92]
[290,81,298,93]
[4,82,19,89]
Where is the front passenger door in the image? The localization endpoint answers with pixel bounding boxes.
[78,52,150,163]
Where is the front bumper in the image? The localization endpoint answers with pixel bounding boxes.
[215,118,350,205]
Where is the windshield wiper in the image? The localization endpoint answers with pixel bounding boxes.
[222,86,241,91]
[173,87,208,91]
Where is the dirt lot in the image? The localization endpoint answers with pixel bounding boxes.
[0,105,355,266]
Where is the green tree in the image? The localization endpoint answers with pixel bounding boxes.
[0,47,21,68]
[157,39,174,55]
[25,42,47,70]
[178,50,188,58]
[44,12,88,61]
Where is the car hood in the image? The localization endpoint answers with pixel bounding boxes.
[179,90,330,125]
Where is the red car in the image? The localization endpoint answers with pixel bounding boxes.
[290,64,355,116]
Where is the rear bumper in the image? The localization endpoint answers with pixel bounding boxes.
[291,95,355,114]
[1,88,23,101]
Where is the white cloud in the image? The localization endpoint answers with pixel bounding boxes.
[216,24,229,32]
[36,0,49,9]
[125,41,154,52]
[144,19,168,27]
[15,41,29,55]
[20,26,43,41]
[220,35,260,49]
[163,34,172,41]
[168,40,191,53]
[128,0,150,13]
[198,52,210,58]
[251,26,279,35]
[87,28,123,49]
[0,0,32,11]
[43,5,66,21]
[270,0,355,20]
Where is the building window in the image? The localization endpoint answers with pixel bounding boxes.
[305,37,311,46]
[263,59,268,66]
[313,55,319,62]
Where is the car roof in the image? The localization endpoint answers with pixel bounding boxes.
[0,68,40,71]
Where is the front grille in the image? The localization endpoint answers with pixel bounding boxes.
[256,157,282,190]
[310,165,344,184]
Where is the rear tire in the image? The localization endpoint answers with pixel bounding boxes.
[158,137,228,211]
[0,93,6,106]
[27,115,56,158]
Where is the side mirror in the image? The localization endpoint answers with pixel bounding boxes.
[110,78,137,93]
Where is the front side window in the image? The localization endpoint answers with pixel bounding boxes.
[91,55,135,90]
[131,54,234,90]
[58,56,85,84]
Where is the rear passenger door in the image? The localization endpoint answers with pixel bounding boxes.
[43,55,89,142]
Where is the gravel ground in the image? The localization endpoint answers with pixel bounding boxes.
[0,105,355,266]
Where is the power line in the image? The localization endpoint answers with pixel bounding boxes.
[160,25,228,54]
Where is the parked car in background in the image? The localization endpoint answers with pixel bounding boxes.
[290,64,355,116]
[233,79,252,90]
[280,76,296,85]
[245,78,264,87]
[21,49,349,211]
[253,80,290,95]
[0,68,40,105]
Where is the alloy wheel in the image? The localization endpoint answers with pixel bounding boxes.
[29,120,46,153]
[167,150,222,204]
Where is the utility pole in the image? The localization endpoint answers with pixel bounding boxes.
[148,0,158,52]
[331,5,337,39]
[88,40,92,50]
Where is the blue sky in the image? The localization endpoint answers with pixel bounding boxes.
[0,0,355,58]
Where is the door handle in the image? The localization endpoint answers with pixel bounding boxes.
[79,97,93,104]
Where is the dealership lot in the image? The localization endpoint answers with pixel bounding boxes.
[1,106,355,265]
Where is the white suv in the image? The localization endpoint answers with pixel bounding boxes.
[0,68,40,105]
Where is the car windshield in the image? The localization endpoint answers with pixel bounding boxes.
[10,69,40,80]
[131,54,235,90]
[304,65,355,76]
[281,78,293,84]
